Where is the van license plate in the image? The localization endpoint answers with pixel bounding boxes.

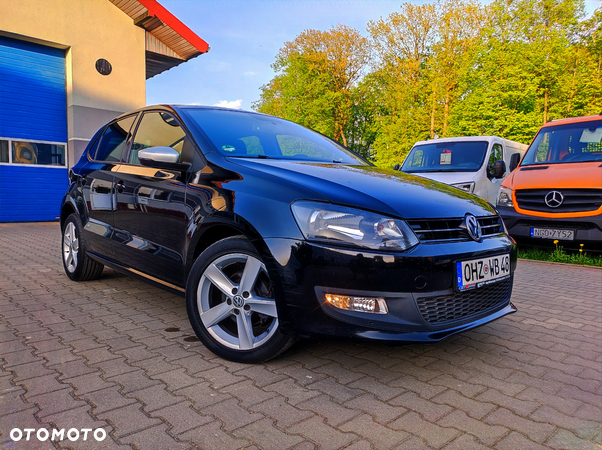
[456,254,510,291]
[530,228,575,240]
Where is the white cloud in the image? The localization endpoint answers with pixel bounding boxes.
[244,71,257,76]
[213,99,243,109]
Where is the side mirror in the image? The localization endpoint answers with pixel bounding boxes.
[491,160,506,178]
[138,146,191,171]
[509,153,521,172]
[393,164,401,171]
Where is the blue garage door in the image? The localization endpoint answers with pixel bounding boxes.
[0,36,68,222]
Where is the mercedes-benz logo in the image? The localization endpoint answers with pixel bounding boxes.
[545,191,564,208]
[462,213,482,242]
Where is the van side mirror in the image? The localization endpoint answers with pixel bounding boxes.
[138,146,191,171]
[509,153,521,172]
[393,164,401,171]
[492,160,506,178]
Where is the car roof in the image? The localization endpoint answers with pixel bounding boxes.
[111,104,274,123]
[412,136,500,147]
[543,114,602,128]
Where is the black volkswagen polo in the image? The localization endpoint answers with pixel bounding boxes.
[60,106,517,363]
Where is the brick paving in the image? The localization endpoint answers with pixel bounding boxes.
[0,222,600,449]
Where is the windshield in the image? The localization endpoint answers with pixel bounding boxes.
[184,108,366,165]
[401,141,489,173]
[521,120,602,166]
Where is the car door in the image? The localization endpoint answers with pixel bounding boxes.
[112,110,191,288]
[81,114,137,261]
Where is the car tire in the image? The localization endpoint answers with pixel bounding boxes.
[186,236,295,363]
[62,213,104,281]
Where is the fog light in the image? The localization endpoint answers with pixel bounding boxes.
[325,294,388,314]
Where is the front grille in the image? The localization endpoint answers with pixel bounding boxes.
[407,215,503,242]
[515,189,602,213]
[416,278,512,325]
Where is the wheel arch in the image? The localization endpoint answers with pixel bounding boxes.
[185,213,285,304]
[60,199,77,230]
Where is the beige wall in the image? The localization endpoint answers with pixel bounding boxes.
[0,0,146,166]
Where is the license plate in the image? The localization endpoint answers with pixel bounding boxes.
[456,254,510,291]
[530,228,575,240]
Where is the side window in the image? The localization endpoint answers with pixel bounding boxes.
[129,112,186,164]
[94,115,137,162]
[489,144,503,167]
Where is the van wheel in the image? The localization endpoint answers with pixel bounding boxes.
[186,236,295,363]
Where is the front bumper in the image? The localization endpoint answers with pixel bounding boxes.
[499,206,602,249]
[263,235,517,342]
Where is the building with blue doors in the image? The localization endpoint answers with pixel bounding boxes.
[0,0,208,222]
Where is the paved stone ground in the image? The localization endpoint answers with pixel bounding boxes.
[0,222,600,450]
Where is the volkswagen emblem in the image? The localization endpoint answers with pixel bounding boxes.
[462,213,482,242]
[232,295,245,308]
[545,191,564,208]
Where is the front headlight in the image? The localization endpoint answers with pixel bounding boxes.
[450,181,475,193]
[497,186,514,208]
[291,201,419,251]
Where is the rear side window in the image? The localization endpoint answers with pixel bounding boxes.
[129,112,186,164]
[94,115,137,161]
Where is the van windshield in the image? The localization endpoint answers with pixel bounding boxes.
[401,141,488,173]
[521,120,602,166]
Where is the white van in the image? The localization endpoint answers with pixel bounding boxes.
[398,136,527,204]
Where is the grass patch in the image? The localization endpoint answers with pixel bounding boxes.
[518,243,602,267]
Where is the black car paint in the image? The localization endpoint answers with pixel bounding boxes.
[61,105,517,343]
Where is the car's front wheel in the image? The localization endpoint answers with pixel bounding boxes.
[62,213,104,281]
[186,236,295,363]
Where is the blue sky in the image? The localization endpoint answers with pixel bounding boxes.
[146,0,600,111]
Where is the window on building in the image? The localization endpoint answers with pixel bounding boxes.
[0,140,8,163]
[0,138,67,166]
[11,141,66,165]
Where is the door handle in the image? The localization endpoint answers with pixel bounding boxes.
[116,180,126,193]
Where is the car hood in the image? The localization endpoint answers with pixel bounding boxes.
[503,162,602,190]
[229,159,496,219]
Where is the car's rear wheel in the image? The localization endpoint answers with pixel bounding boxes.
[62,213,104,281]
[186,236,295,363]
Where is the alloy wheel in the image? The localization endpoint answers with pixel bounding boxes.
[63,222,79,273]
[197,253,278,350]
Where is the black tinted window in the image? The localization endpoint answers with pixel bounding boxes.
[184,108,366,164]
[129,112,186,164]
[94,115,137,161]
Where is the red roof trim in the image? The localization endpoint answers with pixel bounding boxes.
[137,0,209,53]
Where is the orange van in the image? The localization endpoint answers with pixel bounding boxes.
[497,114,602,248]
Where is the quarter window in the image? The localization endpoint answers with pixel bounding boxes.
[129,112,186,164]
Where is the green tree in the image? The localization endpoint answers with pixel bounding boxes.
[253,25,371,150]
[449,0,597,142]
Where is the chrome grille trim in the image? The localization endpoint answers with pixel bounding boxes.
[408,215,503,242]
[515,189,602,213]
